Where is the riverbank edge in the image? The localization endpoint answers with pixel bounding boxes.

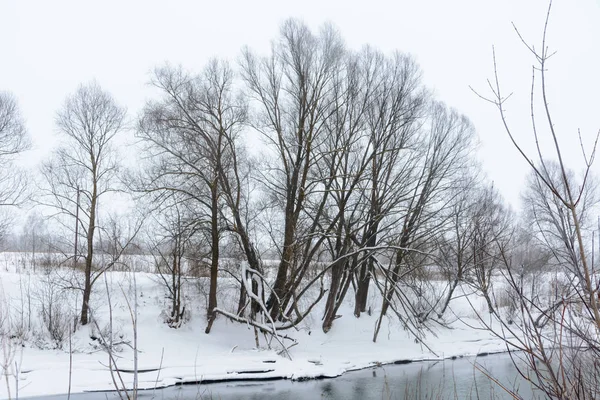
[25,349,513,399]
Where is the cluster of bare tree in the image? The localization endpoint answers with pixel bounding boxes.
[0,20,518,342]
[128,19,497,345]
[2,9,600,398]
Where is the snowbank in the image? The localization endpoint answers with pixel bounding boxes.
[0,252,509,399]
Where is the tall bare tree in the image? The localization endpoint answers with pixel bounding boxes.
[240,19,345,321]
[352,49,428,318]
[470,184,512,313]
[41,82,126,325]
[137,60,248,329]
[373,101,476,342]
[316,48,373,333]
[436,180,479,317]
[316,47,429,332]
[23,211,48,272]
[0,92,29,240]
[522,162,597,283]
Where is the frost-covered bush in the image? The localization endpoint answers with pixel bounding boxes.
[33,272,73,348]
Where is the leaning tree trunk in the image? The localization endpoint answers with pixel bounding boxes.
[322,258,345,333]
[324,255,356,332]
[439,277,460,317]
[373,232,413,342]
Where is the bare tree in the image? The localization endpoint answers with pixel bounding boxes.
[316,48,374,333]
[470,184,512,314]
[475,1,600,325]
[240,19,345,321]
[136,60,249,331]
[522,162,597,283]
[352,49,428,318]
[23,212,48,273]
[372,101,476,342]
[0,92,29,240]
[436,180,479,317]
[40,82,126,325]
[315,46,430,332]
[148,202,198,328]
[435,180,513,318]
[473,1,600,397]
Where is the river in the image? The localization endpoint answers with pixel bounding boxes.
[30,352,542,399]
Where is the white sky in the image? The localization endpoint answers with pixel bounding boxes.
[0,0,599,209]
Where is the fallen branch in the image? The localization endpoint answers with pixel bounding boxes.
[212,308,297,358]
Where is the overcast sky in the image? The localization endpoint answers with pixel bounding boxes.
[0,0,599,209]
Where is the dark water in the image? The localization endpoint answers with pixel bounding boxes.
[31,353,541,400]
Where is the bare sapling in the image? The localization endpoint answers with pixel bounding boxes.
[472,1,600,397]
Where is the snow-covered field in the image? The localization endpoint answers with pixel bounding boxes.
[0,252,514,399]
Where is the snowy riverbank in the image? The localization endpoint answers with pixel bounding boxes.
[0,253,511,399]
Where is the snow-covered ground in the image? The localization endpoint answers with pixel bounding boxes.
[0,252,513,399]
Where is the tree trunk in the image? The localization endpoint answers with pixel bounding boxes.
[324,257,355,332]
[171,248,181,324]
[355,206,380,317]
[237,284,247,316]
[268,213,295,320]
[354,259,373,317]
[332,266,354,316]
[207,181,219,322]
[80,182,97,326]
[322,258,344,333]
[80,270,92,325]
[439,278,459,317]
